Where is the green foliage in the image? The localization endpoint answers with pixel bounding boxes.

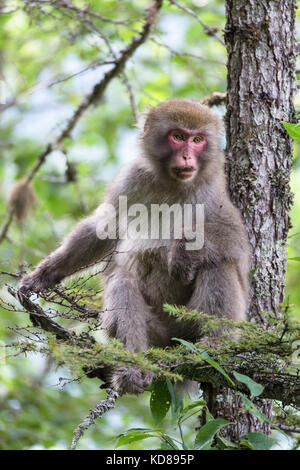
[116,335,298,450]
[150,381,171,424]
[281,120,300,319]
[240,432,277,451]
[115,428,160,448]
[282,122,300,142]
[117,373,279,450]
[232,372,264,399]
[174,337,235,386]
[194,419,230,450]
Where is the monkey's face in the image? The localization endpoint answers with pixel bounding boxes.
[141,100,223,185]
[167,129,207,182]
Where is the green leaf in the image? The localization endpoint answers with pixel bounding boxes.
[161,434,180,450]
[287,231,300,239]
[288,257,300,261]
[179,399,206,422]
[166,379,183,422]
[115,428,163,448]
[116,432,155,448]
[217,435,239,450]
[115,428,159,448]
[233,371,264,398]
[194,418,230,450]
[173,337,198,353]
[239,394,269,425]
[116,427,156,434]
[150,381,171,424]
[173,338,235,386]
[241,432,277,450]
[282,121,300,141]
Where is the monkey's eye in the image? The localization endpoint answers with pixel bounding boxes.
[173,133,185,141]
[193,136,204,143]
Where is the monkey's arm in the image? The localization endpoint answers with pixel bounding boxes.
[174,219,250,322]
[17,162,146,296]
[18,212,116,296]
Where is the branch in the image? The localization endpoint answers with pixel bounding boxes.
[276,424,300,434]
[28,0,140,29]
[8,286,87,343]
[0,208,14,244]
[169,0,224,46]
[0,59,115,114]
[0,270,20,279]
[164,352,300,406]
[7,281,300,406]
[71,388,119,450]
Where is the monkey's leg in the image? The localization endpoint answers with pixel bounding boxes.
[101,269,155,394]
[185,261,247,341]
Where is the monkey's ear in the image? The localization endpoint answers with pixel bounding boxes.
[136,106,155,134]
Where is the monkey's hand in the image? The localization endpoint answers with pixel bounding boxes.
[17,265,58,299]
[110,366,154,395]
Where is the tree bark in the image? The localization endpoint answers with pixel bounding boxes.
[212,0,296,439]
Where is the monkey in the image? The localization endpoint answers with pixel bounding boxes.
[17,99,250,395]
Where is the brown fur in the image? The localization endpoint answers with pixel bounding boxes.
[18,99,250,394]
[7,179,36,224]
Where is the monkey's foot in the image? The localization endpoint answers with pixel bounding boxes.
[111,366,154,395]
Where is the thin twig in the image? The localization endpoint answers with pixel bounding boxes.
[49,0,139,28]
[71,388,119,450]
[8,286,82,342]
[0,270,21,278]
[122,72,138,121]
[275,424,300,433]
[0,208,14,244]
[169,0,225,46]
[0,60,115,114]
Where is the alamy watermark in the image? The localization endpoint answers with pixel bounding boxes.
[96,196,204,250]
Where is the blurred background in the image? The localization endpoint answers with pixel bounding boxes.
[0,0,299,450]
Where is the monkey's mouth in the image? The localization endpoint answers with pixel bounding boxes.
[172,167,196,181]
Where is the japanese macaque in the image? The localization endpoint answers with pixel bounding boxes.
[17,99,250,394]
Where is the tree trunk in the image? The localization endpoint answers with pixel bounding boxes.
[210,0,296,440]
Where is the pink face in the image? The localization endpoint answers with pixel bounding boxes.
[167,129,207,182]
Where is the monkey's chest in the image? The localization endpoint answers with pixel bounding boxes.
[113,240,194,307]
[136,247,193,309]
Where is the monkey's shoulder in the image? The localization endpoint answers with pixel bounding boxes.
[106,158,155,202]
